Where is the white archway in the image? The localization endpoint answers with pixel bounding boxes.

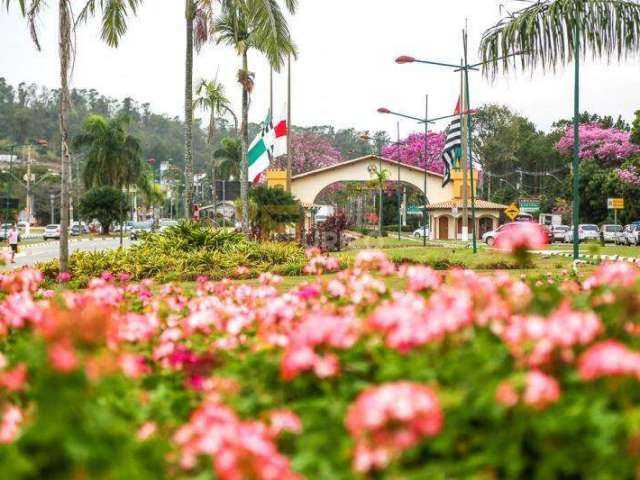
[290,155,454,206]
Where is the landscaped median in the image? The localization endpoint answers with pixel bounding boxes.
[0,247,640,478]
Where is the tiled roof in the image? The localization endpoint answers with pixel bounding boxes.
[426,199,508,210]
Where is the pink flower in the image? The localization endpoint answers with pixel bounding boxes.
[174,400,300,479]
[494,222,548,253]
[346,382,443,472]
[400,265,441,292]
[49,342,78,373]
[100,271,114,282]
[117,272,132,283]
[523,370,561,409]
[136,421,157,441]
[56,271,72,283]
[0,405,23,443]
[496,382,519,407]
[267,409,302,436]
[577,340,640,380]
[119,353,150,379]
[556,123,639,163]
[583,262,639,290]
[354,250,395,275]
[0,363,27,392]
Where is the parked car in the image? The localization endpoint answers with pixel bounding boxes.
[600,224,623,244]
[70,224,82,236]
[563,224,600,243]
[624,223,640,246]
[615,225,631,245]
[412,226,430,238]
[129,220,154,240]
[482,223,515,246]
[551,225,570,242]
[43,224,61,240]
[159,219,179,232]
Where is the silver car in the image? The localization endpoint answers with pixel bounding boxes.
[564,224,600,243]
[551,225,570,242]
[600,224,623,244]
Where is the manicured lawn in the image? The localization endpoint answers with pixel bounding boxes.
[546,242,640,257]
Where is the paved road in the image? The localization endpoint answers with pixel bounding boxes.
[3,237,132,269]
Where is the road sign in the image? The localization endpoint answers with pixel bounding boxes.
[407,205,423,216]
[505,203,520,221]
[519,199,541,213]
[607,198,624,209]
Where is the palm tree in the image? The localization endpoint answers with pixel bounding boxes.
[214,0,297,232]
[4,0,142,272]
[213,136,242,179]
[480,0,640,259]
[194,78,236,207]
[184,0,216,220]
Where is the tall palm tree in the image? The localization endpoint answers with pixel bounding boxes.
[4,0,142,272]
[480,0,640,259]
[194,78,236,207]
[214,0,297,232]
[184,0,216,219]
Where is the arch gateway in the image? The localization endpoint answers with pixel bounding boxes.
[290,155,453,206]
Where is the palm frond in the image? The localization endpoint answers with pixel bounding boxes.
[480,0,640,77]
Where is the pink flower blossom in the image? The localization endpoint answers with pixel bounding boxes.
[0,363,27,392]
[0,405,23,443]
[56,271,72,282]
[119,353,150,379]
[267,409,302,436]
[556,123,639,163]
[494,222,548,253]
[49,342,78,373]
[346,382,443,472]
[523,370,561,409]
[577,340,640,380]
[496,382,519,407]
[583,262,639,290]
[136,421,157,441]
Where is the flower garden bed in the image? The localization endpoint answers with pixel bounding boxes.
[0,246,640,478]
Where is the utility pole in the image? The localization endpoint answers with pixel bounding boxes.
[286,55,292,193]
[460,60,469,242]
[50,193,55,224]
[25,145,32,230]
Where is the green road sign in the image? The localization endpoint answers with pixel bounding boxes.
[519,199,541,213]
[407,205,424,216]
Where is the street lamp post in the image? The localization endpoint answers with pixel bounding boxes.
[50,193,55,224]
[395,32,523,253]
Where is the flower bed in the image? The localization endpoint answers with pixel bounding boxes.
[1,251,640,478]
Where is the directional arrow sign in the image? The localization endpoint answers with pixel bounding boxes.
[505,203,520,221]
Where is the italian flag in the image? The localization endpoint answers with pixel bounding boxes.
[248,110,288,184]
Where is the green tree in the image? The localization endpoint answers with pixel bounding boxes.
[73,114,146,190]
[5,0,142,272]
[78,186,126,235]
[194,78,235,206]
[214,0,297,232]
[631,110,640,145]
[247,185,300,239]
[213,137,242,182]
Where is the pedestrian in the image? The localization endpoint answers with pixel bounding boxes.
[192,205,200,222]
[7,224,19,264]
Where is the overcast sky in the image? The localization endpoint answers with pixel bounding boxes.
[1,0,639,138]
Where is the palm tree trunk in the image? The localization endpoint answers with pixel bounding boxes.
[58,0,72,273]
[225,106,239,137]
[240,49,249,232]
[183,0,194,219]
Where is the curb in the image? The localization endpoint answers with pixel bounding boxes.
[535,250,640,264]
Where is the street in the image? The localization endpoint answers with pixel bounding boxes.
[2,237,132,269]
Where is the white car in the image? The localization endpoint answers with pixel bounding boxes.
[563,224,600,243]
[412,226,430,238]
[550,225,570,242]
[159,219,179,232]
[43,224,61,240]
[624,224,640,246]
[600,224,623,244]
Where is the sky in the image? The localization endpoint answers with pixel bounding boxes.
[1,0,639,139]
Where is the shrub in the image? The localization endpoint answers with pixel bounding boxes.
[39,222,306,285]
[3,260,640,478]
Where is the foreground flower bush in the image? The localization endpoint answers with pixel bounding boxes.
[1,253,640,478]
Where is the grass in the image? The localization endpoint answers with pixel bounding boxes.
[546,242,640,257]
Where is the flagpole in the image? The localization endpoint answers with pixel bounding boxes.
[396,122,401,241]
[423,94,428,246]
[463,26,478,253]
[286,55,292,193]
[460,58,469,242]
[270,68,273,115]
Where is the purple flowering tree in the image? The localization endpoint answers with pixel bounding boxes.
[381,132,446,173]
[556,123,640,164]
[272,132,342,175]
